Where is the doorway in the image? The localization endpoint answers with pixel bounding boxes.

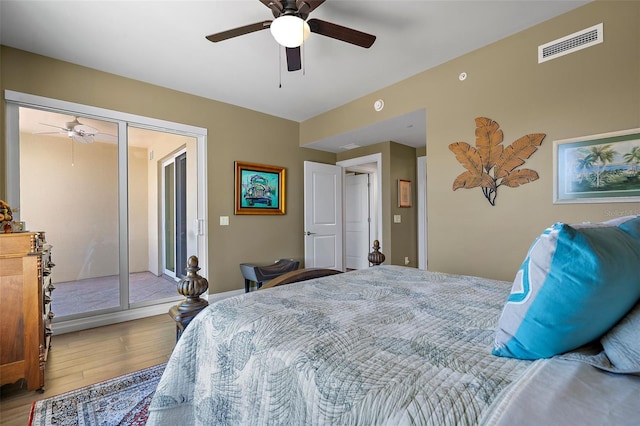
[337,153,382,269]
[303,156,382,270]
[161,149,188,279]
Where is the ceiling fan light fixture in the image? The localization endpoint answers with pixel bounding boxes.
[270,15,310,47]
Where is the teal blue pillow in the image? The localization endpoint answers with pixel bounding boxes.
[493,216,640,360]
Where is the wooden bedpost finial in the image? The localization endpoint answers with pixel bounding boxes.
[368,240,385,266]
[176,255,209,312]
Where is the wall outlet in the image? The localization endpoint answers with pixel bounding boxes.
[404,257,410,265]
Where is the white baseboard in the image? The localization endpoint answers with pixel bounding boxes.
[53,289,245,334]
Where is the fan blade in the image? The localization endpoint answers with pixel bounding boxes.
[259,0,283,18]
[75,124,99,135]
[39,122,69,132]
[286,47,302,71]
[206,21,271,43]
[34,131,63,136]
[307,19,376,48]
[296,0,325,19]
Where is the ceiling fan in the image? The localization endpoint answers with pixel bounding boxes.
[205,0,376,72]
[38,116,115,144]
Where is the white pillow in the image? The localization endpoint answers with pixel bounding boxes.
[601,301,640,373]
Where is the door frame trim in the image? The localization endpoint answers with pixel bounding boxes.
[417,156,427,270]
[336,153,383,256]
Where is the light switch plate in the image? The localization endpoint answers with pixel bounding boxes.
[394,214,401,223]
[219,216,229,226]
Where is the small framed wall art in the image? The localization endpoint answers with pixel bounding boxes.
[553,128,640,204]
[234,161,286,215]
[398,179,412,208]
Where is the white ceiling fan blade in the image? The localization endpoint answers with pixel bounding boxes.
[74,123,99,135]
[34,131,63,135]
[39,122,69,132]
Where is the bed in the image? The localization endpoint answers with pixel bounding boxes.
[148,216,640,425]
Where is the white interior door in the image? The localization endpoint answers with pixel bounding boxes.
[304,161,343,270]
[345,173,370,269]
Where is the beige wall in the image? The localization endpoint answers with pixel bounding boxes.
[19,133,149,281]
[303,1,640,281]
[1,46,335,293]
[389,142,418,266]
[3,1,639,290]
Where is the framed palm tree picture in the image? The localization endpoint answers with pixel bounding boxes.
[553,128,640,203]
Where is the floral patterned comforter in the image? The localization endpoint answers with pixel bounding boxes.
[147,266,532,425]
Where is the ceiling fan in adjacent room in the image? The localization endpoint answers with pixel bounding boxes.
[205,0,376,71]
[37,116,115,144]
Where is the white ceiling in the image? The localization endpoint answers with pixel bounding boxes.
[1,0,589,152]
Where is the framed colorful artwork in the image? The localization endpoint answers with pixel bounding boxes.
[553,128,640,203]
[234,161,286,214]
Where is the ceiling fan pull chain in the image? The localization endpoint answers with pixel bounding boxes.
[71,139,75,167]
[278,46,283,88]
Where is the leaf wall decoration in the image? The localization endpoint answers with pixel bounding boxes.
[475,117,504,173]
[500,169,539,187]
[452,170,496,190]
[449,118,545,206]
[449,142,484,175]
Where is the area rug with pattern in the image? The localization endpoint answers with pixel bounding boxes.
[29,363,165,426]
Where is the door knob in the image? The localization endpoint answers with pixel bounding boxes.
[304,231,316,236]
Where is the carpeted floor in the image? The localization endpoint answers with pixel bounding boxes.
[29,363,166,426]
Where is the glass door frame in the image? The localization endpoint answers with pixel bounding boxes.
[4,90,208,332]
[161,148,188,280]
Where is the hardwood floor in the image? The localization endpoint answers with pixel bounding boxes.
[0,314,176,426]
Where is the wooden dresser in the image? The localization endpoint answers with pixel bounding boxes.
[0,232,54,392]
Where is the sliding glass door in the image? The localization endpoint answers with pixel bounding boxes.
[5,92,208,331]
[19,109,121,317]
[162,150,187,279]
[126,127,198,308]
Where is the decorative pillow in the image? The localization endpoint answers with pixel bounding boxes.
[557,302,640,374]
[493,216,640,360]
[618,214,640,240]
[601,301,640,372]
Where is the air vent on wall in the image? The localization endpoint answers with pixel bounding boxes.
[538,23,603,64]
